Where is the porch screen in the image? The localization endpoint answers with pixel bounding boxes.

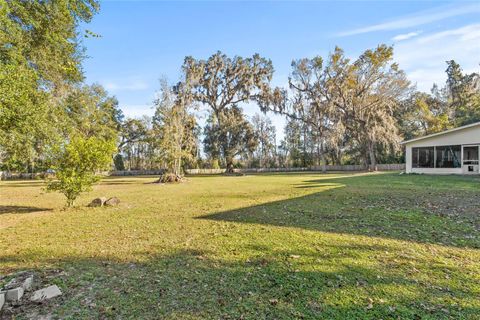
[435,145,461,168]
[412,147,434,168]
[463,146,479,165]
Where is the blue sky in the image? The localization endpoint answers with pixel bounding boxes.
[82,1,480,140]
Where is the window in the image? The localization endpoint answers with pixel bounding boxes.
[436,145,461,168]
[412,147,434,168]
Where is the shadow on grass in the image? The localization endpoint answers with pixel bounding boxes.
[0,205,52,215]
[1,247,478,319]
[201,173,480,249]
[0,181,45,188]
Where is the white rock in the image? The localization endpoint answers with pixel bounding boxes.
[30,285,62,302]
[0,292,5,311]
[6,287,24,301]
[23,276,33,291]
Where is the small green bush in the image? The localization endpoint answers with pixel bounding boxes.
[46,135,116,207]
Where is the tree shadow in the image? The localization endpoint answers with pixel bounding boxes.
[0,181,45,188]
[0,206,52,215]
[200,173,480,249]
[99,176,159,186]
[1,247,478,319]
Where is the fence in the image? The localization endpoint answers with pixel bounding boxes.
[109,169,165,176]
[186,163,405,175]
[309,163,405,172]
[1,164,405,180]
[0,172,46,180]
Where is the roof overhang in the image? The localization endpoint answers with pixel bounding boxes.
[401,121,480,145]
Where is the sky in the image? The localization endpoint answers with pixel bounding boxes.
[81,0,480,141]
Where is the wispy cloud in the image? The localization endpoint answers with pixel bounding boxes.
[338,3,480,36]
[395,23,480,91]
[417,24,480,43]
[392,31,421,42]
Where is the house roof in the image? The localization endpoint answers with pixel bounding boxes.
[401,121,480,145]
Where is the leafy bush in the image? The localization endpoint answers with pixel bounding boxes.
[46,136,116,207]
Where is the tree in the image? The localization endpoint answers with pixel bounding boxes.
[62,83,123,141]
[445,60,480,126]
[46,135,116,207]
[397,91,452,140]
[182,51,273,172]
[283,56,345,170]
[0,0,99,88]
[251,114,277,167]
[152,80,198,179]
[0,0,100,170]
[263,45,410,170]
[280,118,306,167]
[0,64,51,171]
[203,106,257,172]
[325,45,411,170]
[118,117,154,170]
[397,60,480,141]
[113,153,125,171]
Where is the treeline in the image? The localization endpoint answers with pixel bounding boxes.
[104,51,480,173]
[2,1,480,176]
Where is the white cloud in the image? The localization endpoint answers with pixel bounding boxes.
[121,104,154,119]
[395,24,480,92]
[392,31,421,42]
[338,3,480,36]
[103,79,149,92]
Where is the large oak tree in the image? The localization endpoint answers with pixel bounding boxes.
[182,51,273,172]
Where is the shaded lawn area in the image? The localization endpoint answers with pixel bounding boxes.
[0,172,479,319]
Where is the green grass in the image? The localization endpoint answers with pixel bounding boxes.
[1,172,480,319]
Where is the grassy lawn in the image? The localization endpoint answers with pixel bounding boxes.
[1,172,480,319]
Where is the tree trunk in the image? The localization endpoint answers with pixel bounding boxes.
[320,142,326,173]
[368,141,377,171]
[226,156,234,173]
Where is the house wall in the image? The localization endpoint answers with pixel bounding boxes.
[405,125,480,174]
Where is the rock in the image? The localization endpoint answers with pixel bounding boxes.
[5,287,24,301]
[104,197,120,206]
[22,275,33,291]
[30,285,62,302]
[4,273,33,292]
[4,277,17,289]
[0,292,4,311]
[88,197,107,207]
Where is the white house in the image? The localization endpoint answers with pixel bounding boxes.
[402,121,480,174]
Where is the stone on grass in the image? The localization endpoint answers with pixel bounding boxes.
[0,292,4,311]
[22,275,34,291]
[104,197,120,206]
[88,197,107,207]
[4,273,34,292]
[30,285,62,302]
[5,287,24,301]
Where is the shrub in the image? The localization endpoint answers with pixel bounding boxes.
[46,136,116,207]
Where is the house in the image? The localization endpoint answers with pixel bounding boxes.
[402,121,480,174]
